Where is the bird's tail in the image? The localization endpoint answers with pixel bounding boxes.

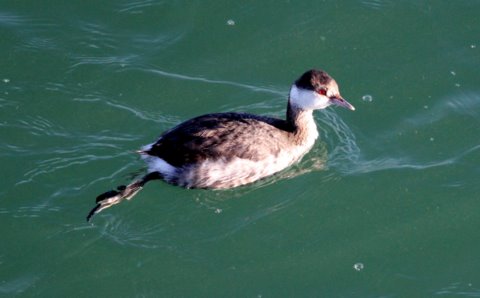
[86,172,160,222]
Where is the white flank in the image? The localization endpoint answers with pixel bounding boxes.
[182,139,316,189]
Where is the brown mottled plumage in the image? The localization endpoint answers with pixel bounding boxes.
[145,113,294,167]
[86,69,355,221]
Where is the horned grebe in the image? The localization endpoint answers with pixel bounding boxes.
[87,69,355,221]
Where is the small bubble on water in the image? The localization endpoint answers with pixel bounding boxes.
[424,105,429,109]
[226,19,235,26]
[353,263,364,271]
[430,137,435,142]
[362,94,373,102]
[471,44,476,49]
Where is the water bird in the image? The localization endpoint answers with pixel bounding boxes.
[86,69,355,221]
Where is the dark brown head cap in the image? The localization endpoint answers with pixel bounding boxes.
[295,69,333,91]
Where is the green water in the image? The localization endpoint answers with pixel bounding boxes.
[1,1,480,297]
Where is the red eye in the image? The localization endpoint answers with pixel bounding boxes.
[317,88,327,96]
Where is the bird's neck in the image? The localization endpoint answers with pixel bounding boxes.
[286,99,319,145]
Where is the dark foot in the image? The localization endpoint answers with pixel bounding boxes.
[95,189,120,203]
[86,204,101,222]
[87,183,144,222]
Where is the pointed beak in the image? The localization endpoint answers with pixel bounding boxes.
[330,96,355,111]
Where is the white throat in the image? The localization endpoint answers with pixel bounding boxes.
[289,85,330,110]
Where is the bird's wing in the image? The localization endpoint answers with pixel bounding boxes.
[145,113,291,167]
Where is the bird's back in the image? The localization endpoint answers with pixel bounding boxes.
[145,112,293,167]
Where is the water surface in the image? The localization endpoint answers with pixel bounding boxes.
[1,1,480,296]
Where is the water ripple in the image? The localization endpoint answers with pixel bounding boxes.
[117,0,166,14]
[359,0,394,10]
[17,148,132,186]
[406,91,480,125]
[97,215,171,249]
[69,55,138,69]
[0,97,19,108]
[141,67,283,95]
[0,274,39,295]
[2,113,142,185]
[75,21,119,50]
[17,115,68,137]
[130,31,188,53]
[435,282,480,297]
[336,90,480,175]
[104,100,178,124]
[319,109,360,169]
[0,12,30,27]
[0,11,58,32]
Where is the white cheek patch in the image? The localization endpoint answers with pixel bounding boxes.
[289,85,330,110]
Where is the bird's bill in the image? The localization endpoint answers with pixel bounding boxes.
[331,96,355,111]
